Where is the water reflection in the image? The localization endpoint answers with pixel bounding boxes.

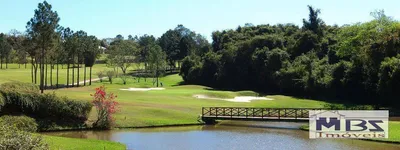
[43,121,400,150]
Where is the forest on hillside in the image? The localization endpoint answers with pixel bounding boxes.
[180,6,400,107]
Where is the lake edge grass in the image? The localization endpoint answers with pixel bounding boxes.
[298,121,400,144]
[42,134,126,150]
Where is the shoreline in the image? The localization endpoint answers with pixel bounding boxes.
[298,125,400,144]
[39,123,204,132]
[40,122,400,145]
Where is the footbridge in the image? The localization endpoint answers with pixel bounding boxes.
[201,107,322,124]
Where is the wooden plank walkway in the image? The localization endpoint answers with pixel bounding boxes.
[201,107,323,123]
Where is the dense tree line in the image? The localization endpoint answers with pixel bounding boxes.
[180,6,400,107]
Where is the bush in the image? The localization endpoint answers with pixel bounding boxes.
[0,82,93,131]
[0,124,48,150]
[323,103,375,110]
[323,103,346,110]
[0,115,38,132]
[180,55,201,82]
[92,86,119,129]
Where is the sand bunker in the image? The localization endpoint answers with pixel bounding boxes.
[120,87,165,91]
[193,94,273,102]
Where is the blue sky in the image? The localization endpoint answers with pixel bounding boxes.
[1,0,399,41]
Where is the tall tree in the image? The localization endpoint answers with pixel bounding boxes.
[52,27,64,88]
[138,34,156,70]
[26,1,60,93]
[73,30,88,87]
[159,29,181,67]
[303,5,324,36]
[83,35,100,86]
[148,44,166,87]
[115,34,124,41]
[193,34,211,56]
[0,33,12,69]
[7,29,27,68]
[159,25,200,68]
[61,27,74,88]
[23,35,38,83]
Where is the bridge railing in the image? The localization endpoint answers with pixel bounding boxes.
[202,107,323,119]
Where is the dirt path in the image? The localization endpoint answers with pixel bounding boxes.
[78,77,107,84]
[60,77,108,87]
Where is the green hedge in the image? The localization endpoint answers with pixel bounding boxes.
[323,103,375,110]
[0,82,92,130]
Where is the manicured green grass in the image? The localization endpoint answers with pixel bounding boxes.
[49,74,327,128]
[299,122,400,143]
[373,121,400,143]
[388,122,400,142]
[43,135,126,150]
[0,63,137,84]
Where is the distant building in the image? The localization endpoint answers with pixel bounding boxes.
[99,46,106,54]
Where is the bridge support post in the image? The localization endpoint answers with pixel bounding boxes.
[202,117,217,125]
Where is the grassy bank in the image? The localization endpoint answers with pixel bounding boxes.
[373,121,400,143]
[299,121,400,143]
[43,135,126,150]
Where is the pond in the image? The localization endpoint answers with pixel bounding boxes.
[43,121,400,150]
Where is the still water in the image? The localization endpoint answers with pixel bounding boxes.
[44,121,400,150]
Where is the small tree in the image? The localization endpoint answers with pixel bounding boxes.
[97,71,105,82]
[106,70,115,84]
[120,74,129,85]
[91,86,119,129]
[107,40,137,74]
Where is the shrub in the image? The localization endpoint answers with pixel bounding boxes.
[323,103,346,110]
[0,115,38,132]
[0,82,93,131]
[347,105,375,110]
[92,86,119,129]
[0,124,48,150]
[0,94,4,111]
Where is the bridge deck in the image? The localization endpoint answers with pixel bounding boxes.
[201,107,321,123]
[202,115,309,122]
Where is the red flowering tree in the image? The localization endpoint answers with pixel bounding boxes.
[91,86,119,129]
